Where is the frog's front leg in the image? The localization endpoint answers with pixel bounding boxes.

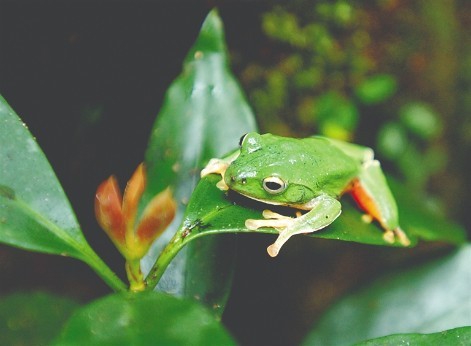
[200,150,240,191]
[351,159,410,246]
[245,195,341,257]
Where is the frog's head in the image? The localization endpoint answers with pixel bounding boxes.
[224,132,316,207]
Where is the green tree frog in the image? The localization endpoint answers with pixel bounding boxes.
[201,132,410,257]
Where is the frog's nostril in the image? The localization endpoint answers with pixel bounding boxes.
[230,176,236,183]
[241,178,247,185]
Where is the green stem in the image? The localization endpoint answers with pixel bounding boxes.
[85,250,127,292]
[143,203,237,290]
[144,229,190,291]
[126,258,145,292]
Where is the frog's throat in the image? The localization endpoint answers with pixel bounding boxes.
[234,191,314,211]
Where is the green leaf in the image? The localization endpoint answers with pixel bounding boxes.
[176,174,393,246]
[0,292,79,346]
[141,9,257,315]
[162,173,465,257]
[302,245,471,345]
[388,179,465,244]
[53,292,236,346]
[355,326,471,346]
[0,95,125,291]
[0,95,87,257]
[355,74,397,105]
[0,195,87,257]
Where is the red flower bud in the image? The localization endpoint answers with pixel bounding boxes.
[95,176,125,248]
[95,163,176,260]
[137,188,177,245]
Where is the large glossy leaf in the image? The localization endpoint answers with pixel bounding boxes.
[140,9,257,315]
[355,326,471,346]
[0,292,79,346]
[302,245,471,345]
[53,291,236,345]
[0,95,125,291]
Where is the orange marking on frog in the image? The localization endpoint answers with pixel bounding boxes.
[348,179,382,225]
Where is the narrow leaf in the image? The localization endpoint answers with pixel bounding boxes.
[0,95,125,291]
[0,196,87,258]
[0,95,87,252]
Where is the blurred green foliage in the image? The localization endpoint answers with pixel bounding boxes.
[238,0,469,223]
[378,102,445,191]
[241,0,388,140]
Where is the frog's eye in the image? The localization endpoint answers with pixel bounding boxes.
[263,176,286,194]
[239,133,248,147]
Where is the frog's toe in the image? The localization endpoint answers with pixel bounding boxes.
[245,218,290,231]
[361,214,373,224]
[216,179,229,191]
[266,227,300,257]
[382,227,411,246]
[394,227,411,246]
[200,158,229,178]
[262,209,292,220]
[246,209,294,230]
[247,210,307,257]
[382,229,395,243]
[245,219,262,230]
[267,243,280,257]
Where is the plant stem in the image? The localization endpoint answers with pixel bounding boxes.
[85,250,127,292]
[144,229,190,291]
[126,258,145,292]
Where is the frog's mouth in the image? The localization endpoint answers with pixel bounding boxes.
[233,190,313,211]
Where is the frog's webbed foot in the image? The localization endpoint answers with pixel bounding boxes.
[245,210,299,257]
[200,158,230,190]
[246,195,342,257]
[201,151,240,191]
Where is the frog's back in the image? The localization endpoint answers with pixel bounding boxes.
[278,136,360,196]
[240,133,362,197]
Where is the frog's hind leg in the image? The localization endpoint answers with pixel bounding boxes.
[322,137,374,164]
[350,160,410,246]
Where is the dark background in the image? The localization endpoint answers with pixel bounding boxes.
[1,1,469,345]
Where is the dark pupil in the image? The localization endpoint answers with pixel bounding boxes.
[265,181,282,191]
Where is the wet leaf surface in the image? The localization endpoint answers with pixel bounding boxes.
[53,291,236,346]
[140,9,257,316]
